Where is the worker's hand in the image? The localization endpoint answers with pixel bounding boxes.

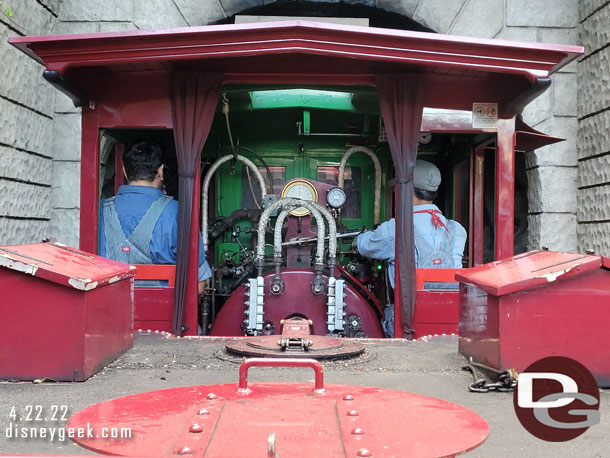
[197,279,210,296]
[351,236,359,253]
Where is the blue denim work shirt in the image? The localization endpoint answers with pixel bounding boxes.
[356,204,467,288]
[99,185,212,282]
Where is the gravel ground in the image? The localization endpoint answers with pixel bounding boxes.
[1,333,608,457]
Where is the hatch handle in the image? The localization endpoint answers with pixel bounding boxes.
[238,358,324,393]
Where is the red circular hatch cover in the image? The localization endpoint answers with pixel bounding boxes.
[68,359,488,457]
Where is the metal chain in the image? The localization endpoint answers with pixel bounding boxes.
[462,357,517,393]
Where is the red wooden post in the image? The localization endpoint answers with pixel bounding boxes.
[182,163,201,336]
[473,145,486,266]
[80,107,100,253]
[495,118,516,260]
[393,193,404,338]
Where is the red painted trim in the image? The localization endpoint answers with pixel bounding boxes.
[415,269,458,290]
[80,108,99,254]
[133,265,176,287]
[223,73,375,86]
[495,118,516,260]
[114,140,124,194]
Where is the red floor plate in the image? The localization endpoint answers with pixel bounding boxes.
[68,359,488,457]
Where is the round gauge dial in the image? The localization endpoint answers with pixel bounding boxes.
[281,179,319,216]
[327,187,346,209]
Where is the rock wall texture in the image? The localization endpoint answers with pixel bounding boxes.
[578,0,610,256]
[0,0,591,256]
[0,0,57,245]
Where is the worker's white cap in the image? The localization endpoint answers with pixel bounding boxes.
[414,160,441,192]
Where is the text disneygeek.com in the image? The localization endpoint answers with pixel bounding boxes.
[4,422,132,442]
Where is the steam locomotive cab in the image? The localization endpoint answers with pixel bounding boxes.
[200,88,393,337]
[99,86,485,338]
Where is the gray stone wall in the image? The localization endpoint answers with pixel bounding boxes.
[409,0,581,253]
[0,0,58,245]
[577,1,610,256]
[0,0,588,254]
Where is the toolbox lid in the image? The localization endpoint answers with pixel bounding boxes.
[455,250,603,296]
[0,242,135,291]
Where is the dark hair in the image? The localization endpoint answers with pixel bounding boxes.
[123,141,163,182]
[414,187,437,202]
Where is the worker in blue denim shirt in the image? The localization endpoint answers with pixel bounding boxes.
[99,141,211,293]
[356,160,466,335]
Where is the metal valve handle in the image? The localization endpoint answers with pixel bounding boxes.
[238,358,325,392]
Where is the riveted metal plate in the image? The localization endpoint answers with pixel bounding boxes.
[68,371,488,457]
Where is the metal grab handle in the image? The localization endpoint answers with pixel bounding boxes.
[238,358,325,392]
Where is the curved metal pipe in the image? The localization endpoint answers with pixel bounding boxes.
[257,198,326,274]
[202,154,267,253]
[273,205,325,266]
[338,146,382,225]
[307,202,337,275]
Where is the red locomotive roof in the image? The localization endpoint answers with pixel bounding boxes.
[9,21,582,115]
[9,20,581,78]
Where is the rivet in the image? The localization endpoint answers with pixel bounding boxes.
[189,424,203,433]
[206,393,218,400]
[343,394,354,401]
[346,410,359,416]
[147,329,152,333]
[138,329,142,332]
[176,446,193,455]
[351,428,365,435]
[198,408,210,415]
[356,448,372,457]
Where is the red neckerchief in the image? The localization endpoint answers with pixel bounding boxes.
[413,209,449,232]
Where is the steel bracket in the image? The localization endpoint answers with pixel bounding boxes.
[245,276,265,334]
[326,277,345,332]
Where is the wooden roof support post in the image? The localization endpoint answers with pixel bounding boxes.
[495,117,516,260]
[80,108,100,254]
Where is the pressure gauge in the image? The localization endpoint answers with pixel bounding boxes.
[327,187,346,209]
[281,179,319,216]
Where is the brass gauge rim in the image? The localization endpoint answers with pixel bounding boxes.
[280,179,318,217]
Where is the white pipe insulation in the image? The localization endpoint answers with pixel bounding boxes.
[201,154,267,253]
[338,146,382,225]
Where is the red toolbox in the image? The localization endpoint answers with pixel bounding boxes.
[456,251,610,387]
[0,242,135,381]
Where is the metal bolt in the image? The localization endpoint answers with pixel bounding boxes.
[189,424,203,433]
[346,410,359,416]
[351,428,365,435]
[343,394,354,401]
[198,408,210,415]
[356,448,373,457]
[206,393,218,400]
[176,446,193,455]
